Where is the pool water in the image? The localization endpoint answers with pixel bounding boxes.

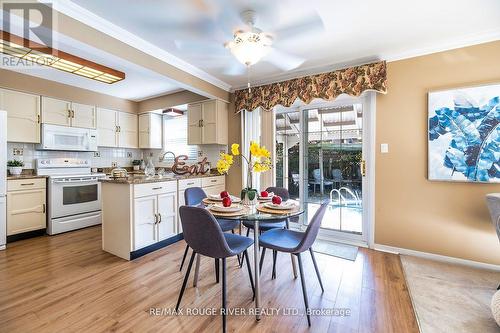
[307,203,363,234]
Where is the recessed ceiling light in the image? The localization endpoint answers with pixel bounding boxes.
[0,30,125,84]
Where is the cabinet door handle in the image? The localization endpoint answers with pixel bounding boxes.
[200,119,204,127]
[20,183,35,186]
[42,204,46,214]
[37,114,40,124]
[68,109,72,118]
[186,182,194,186]
[152,187,163,190]
[154,214,158,224]
[198,119,202,127]
[211,180,217,183]
[158,213,162,224]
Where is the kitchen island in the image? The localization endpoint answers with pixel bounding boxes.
[100,173,225,260]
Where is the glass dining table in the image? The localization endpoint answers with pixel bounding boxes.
[208,202,305,321]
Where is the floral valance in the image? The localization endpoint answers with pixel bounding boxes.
[234,61,387,113]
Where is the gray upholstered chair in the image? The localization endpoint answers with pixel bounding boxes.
[258,201,329,327]
[176,206,254,333]
[179,187,241,272]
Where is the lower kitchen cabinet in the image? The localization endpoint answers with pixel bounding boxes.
[7,179,46,236]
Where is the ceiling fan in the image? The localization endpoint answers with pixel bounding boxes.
[173,1,325,77]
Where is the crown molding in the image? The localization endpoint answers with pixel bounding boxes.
[42,0,232,92]
[232,29,500,91]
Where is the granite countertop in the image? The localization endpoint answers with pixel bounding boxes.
[100,173,223,185]
[7,174,48,180]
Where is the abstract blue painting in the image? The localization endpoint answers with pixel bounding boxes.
[428,84,500,183]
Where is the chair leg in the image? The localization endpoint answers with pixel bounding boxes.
[231,229,234,234]
[175,251,196,311]
[246,227,250,237]
[291,254,298,279]
[215,258,220,284]
[272,250,277,280]
[222,257,227,333]
[286,217,290,229]
[309,248,324,293]
[259,247,266,274]
[297,253,311,326]
[243,250,255,300]
[179,245,189,271]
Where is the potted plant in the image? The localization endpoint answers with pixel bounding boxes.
[132,160,141,171]
[216,142,272,205]
[7,160,24,176]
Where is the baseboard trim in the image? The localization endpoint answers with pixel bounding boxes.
[374,243,500,272]
[0,245,5,250]
[130,234,184,260]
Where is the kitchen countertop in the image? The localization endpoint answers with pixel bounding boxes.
[7,174,48,180]
[99,173,223,185]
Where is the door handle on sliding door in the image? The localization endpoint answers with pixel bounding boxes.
[361,160,366,177]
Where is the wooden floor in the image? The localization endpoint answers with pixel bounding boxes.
[0,226,419,333]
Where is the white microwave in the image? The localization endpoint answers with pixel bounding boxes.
[38,124,98,152]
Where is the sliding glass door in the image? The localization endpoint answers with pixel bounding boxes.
[274,95,373,246]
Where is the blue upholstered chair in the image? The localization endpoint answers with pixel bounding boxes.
[179,187,241,272]
[242,186,289,237]
[258,201,329,326]
[176,206,254,333]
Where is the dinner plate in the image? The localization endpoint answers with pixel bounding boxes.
[209,204,243,213]
[258,192,274,200]
[263,201,297,210]
[208,194,241,202]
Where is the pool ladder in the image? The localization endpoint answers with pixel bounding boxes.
[329,187,362,206]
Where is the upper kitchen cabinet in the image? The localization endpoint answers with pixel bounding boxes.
[139,112,162,149]
[118,112,138,148]
[97,107,118,147]
[187,99,228,145]
[41,96,96,129]
[0,88,41,143]
[97,108,138,148]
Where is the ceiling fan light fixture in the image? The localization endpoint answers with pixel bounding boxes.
[226,30,272,66]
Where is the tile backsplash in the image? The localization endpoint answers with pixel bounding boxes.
[7,143,227,170]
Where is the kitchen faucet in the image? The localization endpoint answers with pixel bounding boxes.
[159,150,176,162]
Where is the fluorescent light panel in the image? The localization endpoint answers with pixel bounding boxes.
[0,31,125,84]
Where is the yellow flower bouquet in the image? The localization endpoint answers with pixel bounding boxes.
[216,142,272,204]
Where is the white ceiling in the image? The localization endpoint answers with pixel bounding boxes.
[1,8,183,101]
[69,0,500,89]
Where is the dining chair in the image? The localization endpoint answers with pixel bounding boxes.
[176,206,255,333]
[258,201,329,326]
[179,187,241,272]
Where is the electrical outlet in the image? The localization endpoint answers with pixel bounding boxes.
[198,150,203,157]
[12,148,23,156]
[149,152,154,157]
[127,152,132,158]
[93,151,101,157]
[111,162,117,167]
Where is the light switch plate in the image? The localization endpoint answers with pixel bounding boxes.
[381,143,389,153]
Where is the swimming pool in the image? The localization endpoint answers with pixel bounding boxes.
[307,203,363,234]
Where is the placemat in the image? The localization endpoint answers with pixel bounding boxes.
[203,197,241,205]
[256,204,299,215]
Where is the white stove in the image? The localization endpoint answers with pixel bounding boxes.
[36,158,105,235]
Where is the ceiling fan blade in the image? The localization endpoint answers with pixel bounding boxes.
[222,61,247,76]
[273,14,324,42]
[263,48,305,71]
[174,40,228,56]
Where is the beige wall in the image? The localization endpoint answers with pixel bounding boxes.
[0,69,138,113]
[226,94,243,195]
[138,90,207,112]
[376,40,500,265]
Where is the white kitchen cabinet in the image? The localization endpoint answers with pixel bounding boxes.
[157,192,177,241]
[177,178,202,233]
[7,178,46,236]
[71,102,96,129]
[118,112,138,148]
[41,96,96,129]
[0,89,40,143]
[139,112,162,149]
[97,108,138,148]
[133,196,157,250]
[41,96,71,126]
[97,107,118,147]
[187,99,228,145]
[201,176,226,199]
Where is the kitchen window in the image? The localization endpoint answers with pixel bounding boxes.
[162,114,198,161]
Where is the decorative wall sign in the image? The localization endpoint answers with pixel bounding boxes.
[428,83,500,183]
[172,155,210,175]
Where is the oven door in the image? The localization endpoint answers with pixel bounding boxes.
[50,177,101,218]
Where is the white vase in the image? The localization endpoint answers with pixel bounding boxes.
[9,167,22,176]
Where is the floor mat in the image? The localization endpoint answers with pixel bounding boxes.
[401,255,500,333]
[313,239,358,261]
